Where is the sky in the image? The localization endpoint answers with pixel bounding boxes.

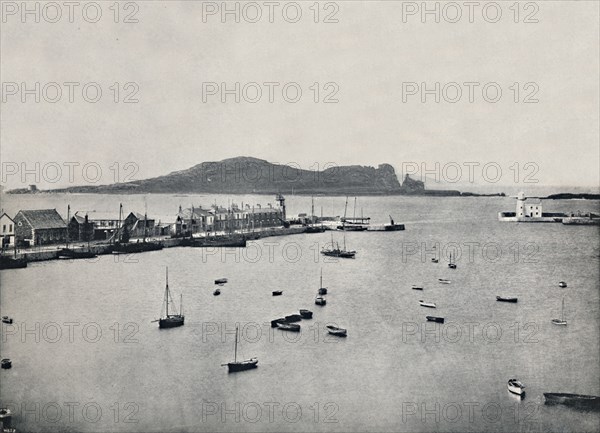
[1,1,599,192]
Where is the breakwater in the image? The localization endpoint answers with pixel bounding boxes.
[7,226,313,264]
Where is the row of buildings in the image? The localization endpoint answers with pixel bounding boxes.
[0,202,285,249]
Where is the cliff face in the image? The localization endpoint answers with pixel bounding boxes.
[48,157,405,195]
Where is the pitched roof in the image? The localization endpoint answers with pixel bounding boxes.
[18,209,66,229]
[0,213,15,222]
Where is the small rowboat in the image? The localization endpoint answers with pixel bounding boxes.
[508,379,525,395]
[299,309,313,319]
[1,316,13,324]
[284,314,302,323]
[326,325,347,337]
[277,323,301,332]
[318,287,327,295]
[496,296,518,303]
[1,359,11,369]
[419,300,436,308]
[426,316,444,323]
[315,296,326,306]
[272,290,283,296]
[558,281,567,288]
[215,278,228,285]
[412,285,424,290]
[431,258,439,263]
[271,318,285,328]
[438,279,451,284]
[213,288,221,296]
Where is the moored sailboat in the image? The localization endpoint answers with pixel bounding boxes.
[222,325,258,372]
[155,267,184,329]
[551,298,567,326]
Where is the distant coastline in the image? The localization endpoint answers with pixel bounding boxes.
[4,157,598,199]
[4,156,509,197]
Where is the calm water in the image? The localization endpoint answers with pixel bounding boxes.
[1,194,599,432]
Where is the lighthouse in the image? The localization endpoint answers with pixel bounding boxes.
[516,191,526,217]
[275,193,286,222]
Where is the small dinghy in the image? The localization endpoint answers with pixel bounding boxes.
[438,279,451,284]
[215,278,228,285]
[277,323,301,332]
[1,359,11,369]
[318,288,327,295]
[419,300,436,308]
[326,325,347,337]
[299,309,313,319]
[284,314,302,323]
[508,379,525,396]
[271,318,285,328]
[431,258,439,263]
[315,296,326,306]
[412,285,424,290]
[558,281,567,288]
[1,316,13,324]
[213,288,221,296]
[426,316,444,323]
[272,290,283,296]
[496,296,518,303]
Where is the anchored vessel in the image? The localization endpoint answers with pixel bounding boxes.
[544,393,600,410]
[508,379,525,396]
[551,298,567,326]
[321,233,356,258]
[222,325,258,372]
[496,296,518,303]
[326,325,347,337]
[156,268,184,329]
[337,197,370,231]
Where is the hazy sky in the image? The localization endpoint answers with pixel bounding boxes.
[1,1,598,191]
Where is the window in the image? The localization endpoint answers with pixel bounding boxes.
[9,224,12,232]
[2,225,5,233]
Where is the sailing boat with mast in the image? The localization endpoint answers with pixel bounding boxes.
[318,268,327,295]
[58,205,97,259]
[337,197,369,231]
[551,297,567,326]
[321,233,356,258]
[305,196,326,233]
[112,204,163,254]
[221,325,258,372]
[448,252,457,269]
[154,267,184,328]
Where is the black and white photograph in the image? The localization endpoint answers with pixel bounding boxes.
[0,1,599,432]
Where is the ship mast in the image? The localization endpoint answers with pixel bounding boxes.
[234,325,238,362]
[66,204,70,249]
[165,267,169,317]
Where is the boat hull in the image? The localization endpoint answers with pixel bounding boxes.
[419,302,436,308]
[0,257,27,269]
[112,242,163,254]
[497,297,518,303]
[426,316,444,323]
[299,310,313,319]
[277,323,301,332]
[159,316,184,328]
[544,393,600,411]
[58,248,97,259]
[228,359,258,372]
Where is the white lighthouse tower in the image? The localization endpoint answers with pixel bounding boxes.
[516,191,526,217]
